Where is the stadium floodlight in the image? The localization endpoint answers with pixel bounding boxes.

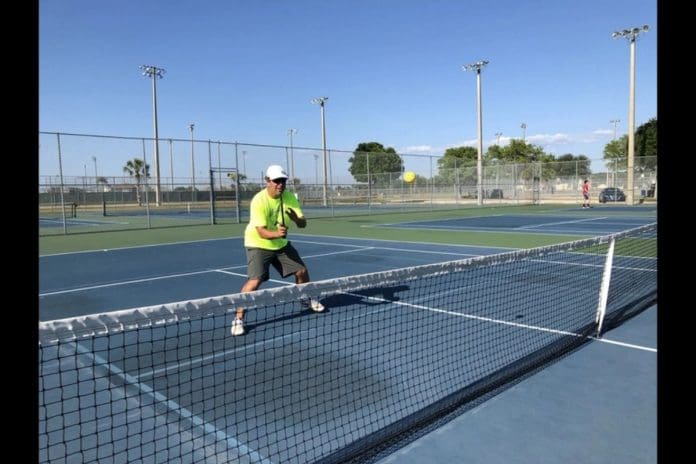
[462,60,489,206]
[520,123,527,142]
[140,64,166,206]
[311,97,329,207]
[188,123,196,202]
[610,119,620,140]
[287,128,298,190]
[612,24,649,205]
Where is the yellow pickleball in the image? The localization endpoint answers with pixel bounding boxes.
[403,171,416,183]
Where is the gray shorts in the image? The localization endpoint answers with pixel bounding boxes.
[245,242,307,281]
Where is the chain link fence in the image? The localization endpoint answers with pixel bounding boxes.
[39,131,657,236]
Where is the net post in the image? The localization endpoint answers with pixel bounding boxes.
[594,237,616,337]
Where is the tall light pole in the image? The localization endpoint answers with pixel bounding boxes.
[462,60,489,206]
[520,123,527,142]
[311,97,329,206]
[140,64,166,206]
[612,24,649,205]
[287,128,298,190]
[313,154,319,185]
[610,119,620,140]
[494,132,502,145]
[242,150,247,176]
[188,123,196,202]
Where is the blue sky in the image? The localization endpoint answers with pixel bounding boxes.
[39,0,656,179]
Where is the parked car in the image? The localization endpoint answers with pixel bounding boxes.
[485,189,504,199]
[598,187,626,203]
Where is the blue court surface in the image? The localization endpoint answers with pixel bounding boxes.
[379,211,656,236]
[39,231,656,463]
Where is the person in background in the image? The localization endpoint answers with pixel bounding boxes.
[231,165,324,336]
[582,179,591,209]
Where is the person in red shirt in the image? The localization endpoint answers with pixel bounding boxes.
[582,179,591,208]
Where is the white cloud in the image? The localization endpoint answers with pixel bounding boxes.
[528,133,572,145]
[402,145,434,154]
[593,128,613,136]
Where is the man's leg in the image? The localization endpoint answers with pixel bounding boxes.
[232,248,272,335]
[235,279,262,320]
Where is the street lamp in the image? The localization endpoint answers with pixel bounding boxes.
[520,123,527,142]
[310,97,329,207]
[494,132,503,145]
[612,24,649,205]
[610,119,621,140]
[188,123,196,202]
[140,64,166,206]
[287,128,298,190]
[462,60,489,206]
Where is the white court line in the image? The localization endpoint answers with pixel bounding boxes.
[138,277,655,384]
[364,223,591,236]
[526,258,657,273]
[39,243,476,297]
[353,289,657,353]
[70,341,274,464]
[516,217,607,230]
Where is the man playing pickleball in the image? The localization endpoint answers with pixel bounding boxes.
[231,165,324,336]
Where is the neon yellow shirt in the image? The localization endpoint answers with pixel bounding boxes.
[244,189,303,249]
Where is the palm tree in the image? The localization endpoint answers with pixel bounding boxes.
[123,158,150,206]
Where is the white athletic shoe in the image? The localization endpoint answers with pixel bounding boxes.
[231,318,246,336]
[301,298,325,312]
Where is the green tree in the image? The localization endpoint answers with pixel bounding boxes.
[123,158,150,206]
[603,117,657,172]
[437,146,478,184]
[635,117,657,171]
[489,139,556,181]
[348,142,403,185]
[551,154,591,177]
[603,135,627,171]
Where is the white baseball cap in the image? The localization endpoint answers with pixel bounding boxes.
[266,165,288,180]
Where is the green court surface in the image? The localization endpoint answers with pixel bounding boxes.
[40,204,630,255]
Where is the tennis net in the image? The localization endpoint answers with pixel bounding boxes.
[39,223,656,463]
